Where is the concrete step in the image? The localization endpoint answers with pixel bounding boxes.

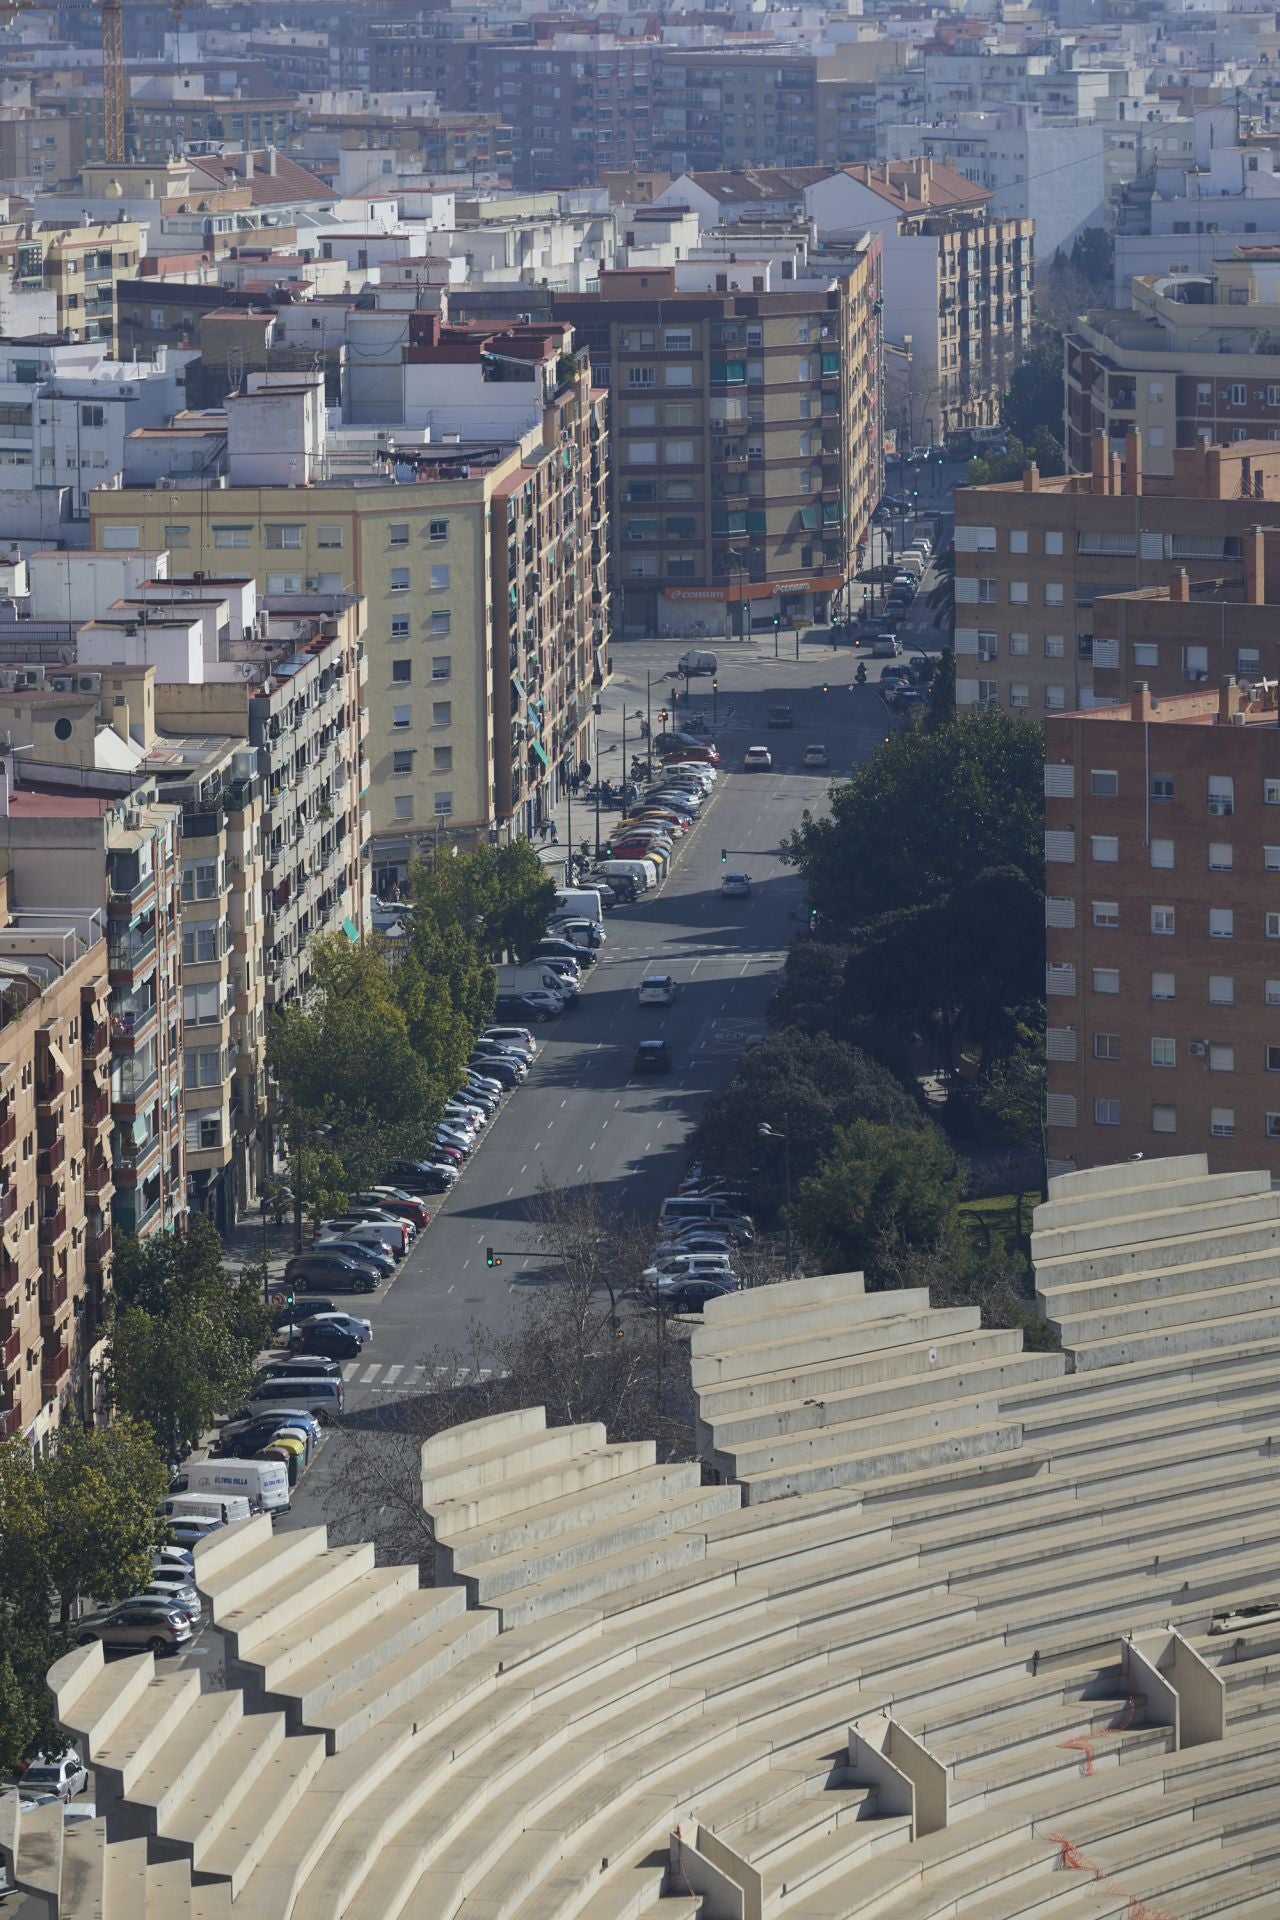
[158,1710,288,1859]
[196,1524,330,1622]
[239,1561,435,1691]
[422,1420,606,1508]
[428,1439,661,1539]
[198,1728,327,1898]
[262,1587,480,1730]
[1001,1350,1280,1436]
[719,1392,1014,1477]
[439,1461,711,1576]
[742,1417,1026,1504]
[1052,1272,1280,1346]
[1032,1168,1272,1242]
[1071,1306,1280,1372]
[1036,1242,1280,1321]
[115,1688,245,1830]
[696,1327,1028,1422]
[56,1645,162,1757]
[217,1541,376,1661]
[950,1722,1171,1808]
[82,1666,202,1797]
[691,1303,980,1391]
[304,1604,501,1751]
[1033,1187,1280,1265]
[691,1287,932,1361]
[485,1521,719,1630]
[702,1270,866,1320]
[731,1779,877,1870]
[1034,1213,1280,1293]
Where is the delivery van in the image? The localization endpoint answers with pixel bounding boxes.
[179,1457,290,1515]
[158,1491,254,1527]
[552,887,605,924]
[597,858,659,892]
[677,649,717,677]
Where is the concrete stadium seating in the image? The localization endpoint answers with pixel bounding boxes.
[15,1155,1280,1918]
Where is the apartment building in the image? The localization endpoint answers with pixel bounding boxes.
[953,435,1280,716]
[89,348,607,886]
[0,220,142,350]
[1066,255,1280,477]
[0,337,188,515]
[551,254,882,636]
[1088,537,1280,706]
[1044,676,1280,1179]
[804,161,1032,444]
[0,895,111,1449]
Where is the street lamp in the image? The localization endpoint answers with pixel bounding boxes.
[757,1117,793,1277]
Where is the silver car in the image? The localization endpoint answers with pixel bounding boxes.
[75,1599,192,1655]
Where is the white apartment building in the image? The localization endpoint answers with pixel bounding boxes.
[883,108,1105,259]
[1114,108,1280,300]
[0,339,190,515]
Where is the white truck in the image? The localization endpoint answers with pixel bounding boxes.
[494,962,569,1002]
[157,1491,254,1528]
[552,886,605,924]
[179,1457,290,1515]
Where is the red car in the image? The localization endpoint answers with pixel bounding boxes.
[663,746,719,767]
[355,1188,431,1230]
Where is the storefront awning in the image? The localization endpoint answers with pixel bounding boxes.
[529,740,550,769]
[341,918,360,944]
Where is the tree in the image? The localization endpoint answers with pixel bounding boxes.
[794,1119,963,1285]
[407,843,556,963]
[1003,336,1065,450]
[785,710,1044,935]
[691,1030,923,1219]
[979,1026,1049,1205]
[924,649,955,731]
[395,912,494,1066]
[0,1420,169,1767]
[269,936,447,1189]
[107,1216,270,1460]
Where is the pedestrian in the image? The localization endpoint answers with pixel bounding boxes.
[539,819,551,844]
[579,757,591,783]
[569,772,579,796]
[549,820,559,844]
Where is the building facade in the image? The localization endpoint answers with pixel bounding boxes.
[953,436,1280,716]
[1045,677,1280,1179]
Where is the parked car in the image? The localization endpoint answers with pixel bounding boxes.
[549,919,605,952]
[654,1278,739,1314]
[802,744,829,768]
[644,1252,736,1282]
[638,974,677,1007]
[315,1237,397,1277]
[18,1749,87,1802]
[872,634,902,658]
[493,993,557,1024]
[285,1250,383,1295]
[289,1323,364,1361]
[352,1189,431,1230]
[766,706,794,729]
[386,1158,456,1193]
[75,1600,192,1656]
[468,1053,522,1090]
[280,1310,371,1343]
[151,1545,195,1578]
[721,872,752,898]
[484,1025,537,1054]
[258,1353,344,1381]
[533,937,596,970]
[742,746,772,771]
[633,1039,672,1074]
[144,1581,201,1626]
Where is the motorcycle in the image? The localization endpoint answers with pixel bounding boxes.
[855,663,867,685]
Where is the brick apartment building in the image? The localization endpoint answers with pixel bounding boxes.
[1045,676,1280,1178]
[552,255,882,637]
[954,435,1280,716]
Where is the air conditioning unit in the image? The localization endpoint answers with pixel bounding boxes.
[123,807,142,830]
[51,675,74,692]
[1188,1040,1208,1057]
[78,675,99,693]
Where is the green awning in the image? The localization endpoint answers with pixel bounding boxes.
[530,740,549,768]
[341,917,360,943]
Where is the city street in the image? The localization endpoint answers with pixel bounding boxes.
[277,630,900,1533]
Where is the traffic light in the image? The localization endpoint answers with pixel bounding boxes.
[486,1246,502,1268]
[821,683,829,695]
[659,708,668,725]
[772,614,780,631]
[284,1288,295,1308]
[721,847,728,864]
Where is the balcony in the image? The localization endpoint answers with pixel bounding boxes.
[36,1137,65,1182]
[83,1085,111,1128]
[85,1157,112,1199]
[38,1207,66,1248]
[0,1406,19,1441]
[35,1067,64,1109]
[108,924,157,975]
[111,1004,157,1047]
[82,1020,110,1066]
[0,1109,15,1153]
[2,1326,18,1368]
[41,1344,69,1390]
[86,1222,112,1271]
[39,1271,67,1320]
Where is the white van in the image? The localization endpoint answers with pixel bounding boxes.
[181,1457,290,1515]
[244,1375,344,1423]
[158,1491,254,1527]
[677,649,717,677]
[553,887,605,924]
[318,1217,408,1258]
[597,858,658,892]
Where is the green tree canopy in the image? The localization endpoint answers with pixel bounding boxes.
[1003,336,1065,449]
[794,1118,963,1285]
[408,842,556,962]
[785,710,1044,935]
[0,1419,168,1767]
[691,1030,922,1218]
[108,1215,270,1459]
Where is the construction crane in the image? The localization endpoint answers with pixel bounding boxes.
[1,0,185,165]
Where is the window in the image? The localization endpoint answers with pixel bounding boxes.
[182,982,221,1025]
[1150,774,1173,803]
[392,660,411,684]
[1210,1044,1234,1073]
[627,441,657,465]
[627,366,655,388]
[1093,901,1119,928]
[390,569,410,593]
[163,523,190,549]
[266,572,302,596]
[976,579,997,603]
[429,519,448,541]
[1152,1037,1176,1068]
[1094,1032,1120,1060]
[182,924,219,965]
[1094,1098,1121,1126]
[1133,642,1159,668]
[392,705,411,730]
[1266,779,1280,807]
[391,617,409,639]
[433,792,453,817]
[1090,769,1118,796]
[183,1046,223,1091]
[1152,971,1175,1001]
[972,526,997,551]
[664,440,694,464]
[626,402,657,427]
[430,565,449,592]
[318,524,343,548]
[1044,582,1064,607]
[431,610,451,635]
[388,523,411,549]
[432,657,451,681]
[1211,1107,1235,1137]
[213,525,251,549]
[664,403,695,429]
[431,701,451,728]
[1152,1105,1177,1134]
[181,859,218,903]
[1151,905,1175,935]
[1045,686,1066,710]
[1009,684,1030,710]
[1207,976,1235,1008]
[1092,967,1120,994]
[80,403,105,428]
[1091,835,1118,863]
[1208,843,1233,871]
[392,750,414,774]
[1210,908,1234,939]
[1151,839,1174,869]
[433,746,452,772]
[1009,633,1029,657]
[1009,581,1028,605]
[1268,1113,1280,1139]
[1267,1046,1280,1073]
[664,328,694,352]
[1009,530,1028,554]
[1207,775,1234,817]
[1044,531,1063,555]
[266,524,303,550]
[664,365,694,388]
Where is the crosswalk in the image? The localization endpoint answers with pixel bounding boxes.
[341,1360,508,1395]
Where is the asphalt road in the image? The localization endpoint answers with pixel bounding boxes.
[272,635,897,1534]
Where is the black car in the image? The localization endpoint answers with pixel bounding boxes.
[212,1417,314,1459]
[532,937,597,968]
[590,871,636,902]
[285,1250,382,1294]
[386,1159,456,1194]
[494,993,552,1022]
[294,1326,363,1360]
[272,1298,339,1330]
[633,1039,672,1074]
[656,1279,737,1314]
[468,1053,522,1089]
[766,706,794,729]
[257,1353,344,1381]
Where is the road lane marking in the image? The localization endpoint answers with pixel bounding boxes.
[342,1362,359,1379]
[447,1284,454,1293]
[560,1099,567,1108]
[506,1186,514,1197]
[384,1365,403,1384]
[360,1364,378,1384]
